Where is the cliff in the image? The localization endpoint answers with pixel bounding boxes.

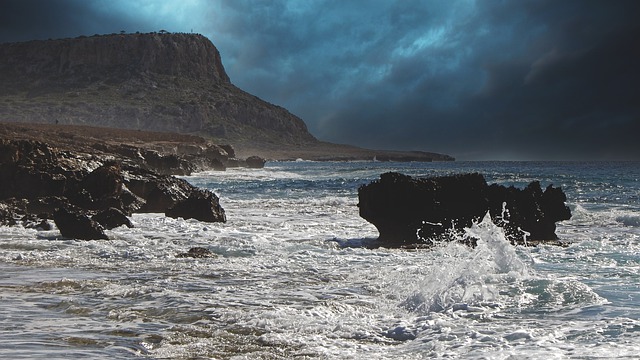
[0,32,453,161]
[0,32,315,145]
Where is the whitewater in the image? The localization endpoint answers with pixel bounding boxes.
[1,161,639,359]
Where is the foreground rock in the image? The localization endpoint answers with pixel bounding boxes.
[358,172,571,247]
[166,190,226,223]
[0,138,227,240]
[54,206,108,240]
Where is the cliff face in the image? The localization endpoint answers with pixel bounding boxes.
[0,33,316,145]
[0,33,229,84]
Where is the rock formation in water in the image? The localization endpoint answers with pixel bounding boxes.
[358,172,572,247]
[0,138,226,240]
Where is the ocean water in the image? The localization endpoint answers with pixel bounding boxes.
[1,161,639,359]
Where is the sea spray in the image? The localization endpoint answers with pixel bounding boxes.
[399,212,529,315]
[465,211,528,275]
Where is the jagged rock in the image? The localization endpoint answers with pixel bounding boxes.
[219,144,236,158]
[358,172,571,247]
[124,166,195,213]
[20,196,67,219]
[118,186,146,216]
[202,144,228,160]
[140,149,196,176]
[81,161,123,199]
[92,207,133,230]
[0,137,226,235]
[21,214,52,230]
[176,143,204,156]
[485,181,572,241]
[0,139,57,166]
[53,206,108,240]
[245,155,266,169]
[0,202,17,226]
[166,190,226,223]
[207,158,226,171]
[176,247,215,258]
[0,140,71,200]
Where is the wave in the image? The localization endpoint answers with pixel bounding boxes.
[615,214,640,227]
[391,213,604,318]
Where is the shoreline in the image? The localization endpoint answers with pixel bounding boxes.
[0,121,455,163]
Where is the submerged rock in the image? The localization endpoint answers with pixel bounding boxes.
[358,172,571,247]
[53,206,108,240]
[175,247,216,258]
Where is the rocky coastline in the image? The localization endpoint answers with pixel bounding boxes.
[0,122,268,240]
[0,32,453,241]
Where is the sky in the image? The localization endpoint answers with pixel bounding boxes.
[1,0,639,160]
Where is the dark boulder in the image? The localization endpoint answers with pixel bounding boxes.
[245,156,266,169]
[92,207,133,230]
[219,144,236,159]
[124,166,226,222]
[53,206,108,240]
[358,172,571,247]
[118,186,146,215]
[165,190,226,223]
[81,161,123,200]
[124,166,198,213]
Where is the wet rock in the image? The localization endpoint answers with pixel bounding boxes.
[124,166,197,213]
[219,144,236,159]
[53,206,108,240]
[81,161,123,199]
[141,149,195,176]
[118,186,146,216]
[175,247,215,258]
[165,190,226,223]
[358,172,571,247]
[383,326,417,341]
[245,155,266,168]
[0,138,226,234]
[0,202,17,226]
[21,216,52,230]
[92,207,133,230]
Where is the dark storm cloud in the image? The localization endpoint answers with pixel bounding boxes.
[0,0,122,42]
[1,0,639,159]
[0,0,194,43]
[204,0,640,159]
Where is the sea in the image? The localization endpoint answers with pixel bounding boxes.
[1,160,639,359]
